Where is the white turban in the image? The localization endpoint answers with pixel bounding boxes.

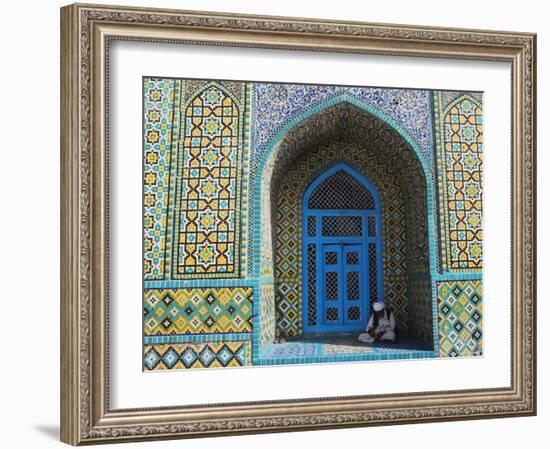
[373,302,385,312]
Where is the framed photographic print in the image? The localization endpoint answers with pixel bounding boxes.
[60,2,537,445]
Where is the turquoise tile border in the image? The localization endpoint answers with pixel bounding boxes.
[434,272,483,281]
[144,279,255,289]
[144,333,251,344]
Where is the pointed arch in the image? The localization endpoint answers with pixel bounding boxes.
[435,93,484,271]
[164,82,246,279]
[253,97,438,350]
[252,96,437,280]
[272,141,412,338]
[303,162,381,211]
[442,93,482,116]
[183,80,244,109]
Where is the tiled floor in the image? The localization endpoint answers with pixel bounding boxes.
[256,335,435,365]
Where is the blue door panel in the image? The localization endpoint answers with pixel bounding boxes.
[322,244,342,326]
[343,244,364,325]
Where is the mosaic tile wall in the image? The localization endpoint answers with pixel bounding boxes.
[143,79,251,281]
[433,92,484,357]
[250,84,434,183]
[251,91,435,279]
[143,78,484,370]
[143,78,175,280]
[258,101,430,278]
[144,341,251,370]
[143,78,254,371]
[259,283,276,347]
[437,280,483,356]
[434,93,484,271]
[144,287,253,335]
[174,83,247,278]
[274,139,409,337]
[256,101,435,343]
[407,275,435,343]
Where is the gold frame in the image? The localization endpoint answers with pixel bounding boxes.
[60,2,537,445]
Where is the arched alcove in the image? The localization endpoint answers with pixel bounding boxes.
[274,141,409,339]
[253,98,437,356]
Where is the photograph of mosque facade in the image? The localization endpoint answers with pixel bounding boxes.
[142,77,483,371]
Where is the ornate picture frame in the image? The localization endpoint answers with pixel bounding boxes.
[60,3,536,445]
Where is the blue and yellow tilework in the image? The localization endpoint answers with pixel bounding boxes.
[144,341,251,370]
[144,287,253,335]
[438,280,483,357]
[143,78,175,280]
[434,93,483,271]
[143,78,484,370]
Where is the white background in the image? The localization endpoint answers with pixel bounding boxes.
[111,42,511,408]
[0,0,547,448]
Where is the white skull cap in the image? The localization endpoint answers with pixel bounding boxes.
[373,302,385,312]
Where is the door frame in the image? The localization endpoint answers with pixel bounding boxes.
[302,163,384,335]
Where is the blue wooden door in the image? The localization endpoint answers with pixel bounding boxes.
[302,163,383,334]
[321,243,366,330]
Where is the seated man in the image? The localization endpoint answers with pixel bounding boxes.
[358,302,396,344]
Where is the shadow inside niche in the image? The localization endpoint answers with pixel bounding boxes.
[34,425,59,441]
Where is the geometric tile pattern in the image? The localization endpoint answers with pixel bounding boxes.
[274,282,301,337]
[249,85,434,278]
[141,77,485,370]
[259,283,276,346]
[438,280,483,357]
[143,78,175,280]
[252,83,434,168]
[143,287,253,335]
[407,276,435,343]
[435,94,483,270]
[439,91,483,115]
[261,101,431,286]
[274,139,409,337]
[172,84,245,278]
[144,341,251,370]
[143,79,253,371]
